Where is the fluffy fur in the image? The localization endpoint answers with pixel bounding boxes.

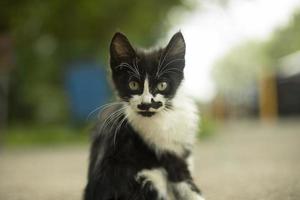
[126,85,199,156]
[84,32,204,200]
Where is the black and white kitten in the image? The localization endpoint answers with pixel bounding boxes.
[84,32,205,200]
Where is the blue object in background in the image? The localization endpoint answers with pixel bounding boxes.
[65,61,111,122]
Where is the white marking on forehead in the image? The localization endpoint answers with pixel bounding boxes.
[144,77,150,95]
[142,76,153,103]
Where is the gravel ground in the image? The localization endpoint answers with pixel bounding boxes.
[0,120,300,200]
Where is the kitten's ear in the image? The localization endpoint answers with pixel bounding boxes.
[110,32,135,67]
[164,32,186,60]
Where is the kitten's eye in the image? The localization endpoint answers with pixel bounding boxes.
[157,82,168,91]
[129,81,139,90]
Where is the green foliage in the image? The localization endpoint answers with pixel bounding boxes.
[198,116,216,139]
[213,9,300,95]
[266,9,300,63]
[3,125,89,147]
[213,41,268,94]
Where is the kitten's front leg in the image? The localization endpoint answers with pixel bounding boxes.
[136,168,168,200]
[161,153,205,200]
[172,181,205,200]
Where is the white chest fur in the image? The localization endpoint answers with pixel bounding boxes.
[126,89,199,156]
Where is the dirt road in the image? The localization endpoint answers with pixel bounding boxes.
[1,121,300,200]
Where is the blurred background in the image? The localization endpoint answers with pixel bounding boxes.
[0,0,300,199]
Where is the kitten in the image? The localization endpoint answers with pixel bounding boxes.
[84,32,205,200]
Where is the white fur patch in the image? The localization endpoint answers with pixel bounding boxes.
[141,77,152,104]
[136,168,168,199]
[186,155,195,174]
[173,182,205,200]
[126,84,199,156]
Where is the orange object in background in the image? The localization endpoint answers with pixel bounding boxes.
[258,69,278,121]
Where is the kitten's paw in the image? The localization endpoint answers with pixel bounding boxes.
[172,182,205,200]
[137,176,166,200]
[195,195,206,200]
[136,169,168,200]
[181,193,205,200]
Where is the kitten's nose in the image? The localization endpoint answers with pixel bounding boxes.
[137,103,152,111]
[138,99,163,111]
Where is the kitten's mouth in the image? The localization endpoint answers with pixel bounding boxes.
[138,111,156,117]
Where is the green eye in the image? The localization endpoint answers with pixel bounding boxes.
[129,81,139,90]
[157,82,168,91]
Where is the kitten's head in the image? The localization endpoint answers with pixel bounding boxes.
[110,32,185,117]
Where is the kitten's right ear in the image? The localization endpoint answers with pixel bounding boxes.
[110,32,135,67]
[164,31,186,60]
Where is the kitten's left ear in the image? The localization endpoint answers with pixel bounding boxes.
[110,32,136,67]
[164,31,186,60]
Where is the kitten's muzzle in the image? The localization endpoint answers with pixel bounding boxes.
[137,99,163,111]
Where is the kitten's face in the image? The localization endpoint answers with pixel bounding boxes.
[110,32,185,117]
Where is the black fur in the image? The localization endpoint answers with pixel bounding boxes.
[84,32,202,200]
[84,109,198,200]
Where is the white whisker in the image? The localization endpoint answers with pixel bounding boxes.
[157,68,182,78]
[99,106,127,135]
[157,59,184,78]
[117,62,140,80]
[133,58,141,77]
[113,113,129,146]
[156,40,178,77]
[159,58,184,73]
[108,108,127,133]
[87,102,125,120]
[128,71,140,80]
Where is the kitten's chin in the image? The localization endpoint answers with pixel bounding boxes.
[138,111,156,117]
